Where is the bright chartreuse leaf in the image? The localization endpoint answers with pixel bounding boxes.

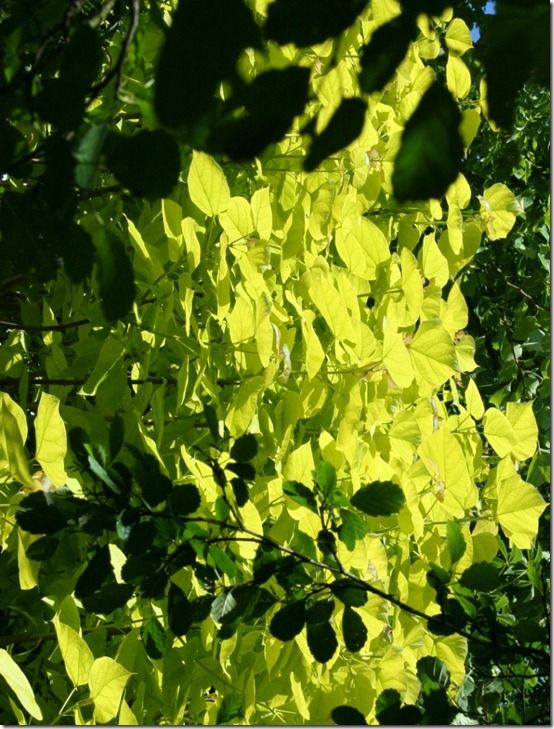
[187,151,230,217]
[53,617,94,686]
[446,55,471,100]
[495,473,547,549]
[89,656,131,724]
[0,648,43,720]
[479,183,518,240]
[465,378,485,420]
[444,18,473,56]
[505,402,538,460]
[483,407,517,458]
[392,81,464,202]
[34,393,67,487]
[350,481,405,517]
[409,321,457,388]
[446,521,466,565]
[0,399,33,488]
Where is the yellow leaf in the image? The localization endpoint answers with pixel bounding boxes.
[0,400,33,487]
[445,18,473,55]
[496,474,547,549]
[421,234,449,287]
[119,700,138,725]
[309,273,351,340]
[480,183,518,241]
[446,55,471,99]
[227,294,255,345]
[409,322,457,388]
[53,617,94,687]
[418,424,478,517]
[505,402,538,460]
[34,393,67,487]
[225,376,264,437]
[465,379,484,420]
[455,333,478,372]
[181,217,202,271]
[251,187,273,239]
[441,282,468,337]
[0,392,27,442]
[483,408,516,458]
[400,248,423,326]
[290,671,310,721]
[255,295,274,368]
[17,531,39,590]
[219,196,253,242]
[383,327,414,388]
[89,656,131,724]
[187,151,230,217]
[301,310,325,379]
[0,648,43,720]
[334,217,389,280]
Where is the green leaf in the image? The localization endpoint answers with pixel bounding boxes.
[338,510,368,550]
[304,98,367,172]
[16,492,66,535]
[306,620,338,663]
[34,391,67,487]
[314,461,337,497]
[210,590,239,624]
[187,150,230,217]
[265,0,367,46]
[230,477,249,507]
[53,617,94,687]
[306,599,334,624]
[104,130,180,200]
[446,521,466,565]
[169,484,201,516]
[82,583,134,614]
[217,692,244,724]
[74,124,109,190]
[230,434,258,462]
[94,231,135,321]
[331,705,367,725]
[168,583,193,636]
[109,413,125,461]
[416,656,450,694]
[331,579,367,607]
[283,480,318,512]
[226,461,256,480]
[392,81,463,201]
[0,648,43,720]
[342,606,367,652]
[459,562,501,592]
[350,481,405,517]
[359,15,418,93]
[270,600,306,641]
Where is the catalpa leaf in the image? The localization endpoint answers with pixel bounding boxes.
[350,481,405,517]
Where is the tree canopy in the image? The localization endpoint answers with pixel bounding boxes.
[0,0,549,724]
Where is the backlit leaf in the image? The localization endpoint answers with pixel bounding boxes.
[0,648,43,720]
[187,151,230,217]
[89,656,131,724]
[34,392,67,487]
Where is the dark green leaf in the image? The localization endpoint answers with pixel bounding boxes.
[230,478,249,507]
[208,67,310,159]
[75,545,114,599]
[265,0,368,46]
[25,536,59,561]
[230,434,258,462]
[283,480,318,512]
[169,484,201,516]
[416,656,450,694]
[82,583,134,614]
[109,413,125,461]
[421,687,457,725]
[270,600,306,641]
[94,231,135,321]
[16,492,66,535]
[342,606,367,652]
[210,591,239,624]
[139,571,169,599]
[208,546,238,578]
[376,689,422,725]
[225,462,256,480]
[350,481,405,517]
[304,98,367,172]
[104,130,180,200]
[331,579,367,607]
[217,692,244,724]
[307,620,338,663]
[126,521,157,555]
[121,554,159,584]
[459,562,501,591]
[142,616,168,659]
[306,599,334,625]
[446,521,466,565]
[133,454,172,507]
[154,0,260,131]
[331,705,367,725]
[203,403,220,443]
[427,563,451,587]
[359,15,418,94]
[168,543,196,569]
[61,223,95,284]
[392,81,463,202]
[168,583,193,636]
[191,595,213,623]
